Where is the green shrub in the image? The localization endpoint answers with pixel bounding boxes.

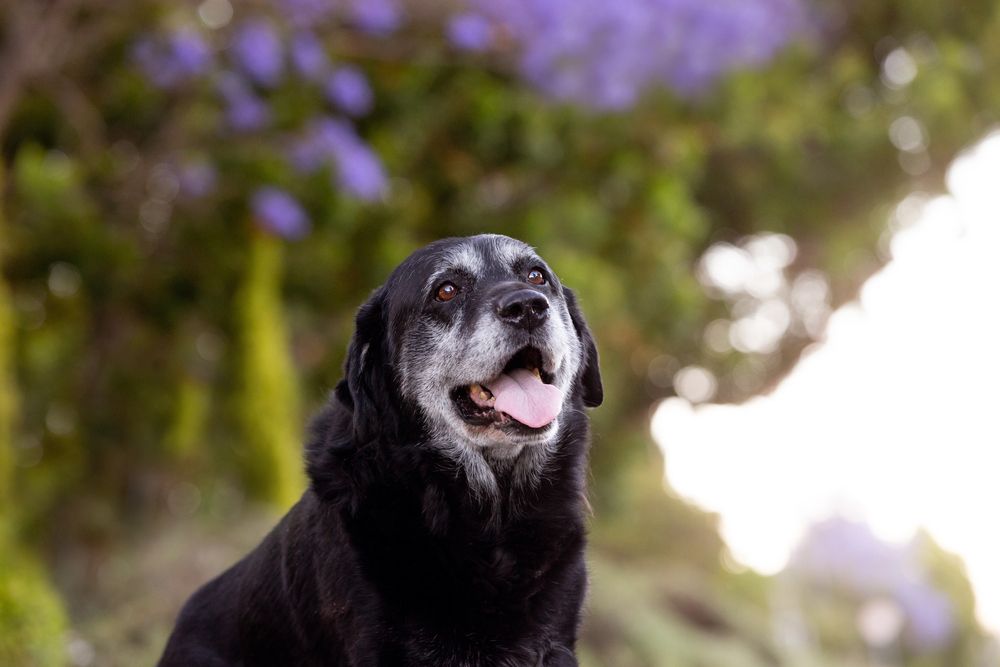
[233,233,306,507]
[0,546,67,667]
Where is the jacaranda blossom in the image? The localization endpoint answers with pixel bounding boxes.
[349,0,401,35]
[290,118,387,201]
[251,187,311,239]
[290,31,329,81]
[448,13,493,52]
[457,0,810,108]
[280,0,337,27]
[231,19,284,88]
[789,518,956,652]
[218,74,271,131]
[133,28,212,89]
[325,67,373,116]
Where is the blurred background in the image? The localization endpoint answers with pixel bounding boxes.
[1,0,998,665]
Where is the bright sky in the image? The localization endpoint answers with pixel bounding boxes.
[651,130,1000,634]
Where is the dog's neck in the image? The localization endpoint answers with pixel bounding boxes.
[306,396,586,534]
[430,433,557,502]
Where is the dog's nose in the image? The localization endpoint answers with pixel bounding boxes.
[496,289,549,330]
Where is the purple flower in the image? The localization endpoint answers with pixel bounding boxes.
[325,67,373,116]
[290,31,329,81]
[289,118,387,201]
[289,126,330,173]
[178,161,217,198]
[789,517,907,594]
[459,0,811,109]
[448,13,493,52]
[170,30,212,73]
[133,28,212,89]
[133,39,165,84]
[226,95,270,131]
[279,0,337,27]
[218,74,271,131]
[790,517,957,654]
[350,0,401,35]
[897,582,955,650]
[333,138,387,201]
[230,19,284,87]
[251,187,310,239]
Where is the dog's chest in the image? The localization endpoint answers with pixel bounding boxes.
[403,628,549,667]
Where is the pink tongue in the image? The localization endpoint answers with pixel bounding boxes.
[489,369,563,429]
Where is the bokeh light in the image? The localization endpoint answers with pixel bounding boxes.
[653,129,1000,634]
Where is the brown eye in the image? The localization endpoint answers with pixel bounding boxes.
[436,282,458,302]
[527,268,546,285]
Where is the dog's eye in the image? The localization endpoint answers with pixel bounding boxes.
[436,282,459,302]
[527,268,546,285]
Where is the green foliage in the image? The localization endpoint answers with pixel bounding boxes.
[0,180,13,510]
[780,531,988,665]
[232,233,305,507]
[909,532,985,666]
[164,376,210,462]
[0,546,67,667]
[582,554,851,667]
[589,444,725,571]
[0,165,67,667]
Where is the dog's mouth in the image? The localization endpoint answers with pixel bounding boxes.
[450,346,562,431]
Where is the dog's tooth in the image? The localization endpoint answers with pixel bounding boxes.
[531,367,541,378]
[479,390,490,401]
[470,383,482,394]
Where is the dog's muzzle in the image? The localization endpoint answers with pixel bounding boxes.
[451,346,562,431]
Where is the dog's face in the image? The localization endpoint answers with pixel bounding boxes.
[341,234,601,461]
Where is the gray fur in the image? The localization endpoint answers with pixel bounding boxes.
[397,236,584,496]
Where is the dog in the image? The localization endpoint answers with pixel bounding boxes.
[159,234,603,666]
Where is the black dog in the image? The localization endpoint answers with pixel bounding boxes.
[160,234,602,666]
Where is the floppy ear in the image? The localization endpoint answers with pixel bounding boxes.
[339,287,398,442]
[563,287,603,408]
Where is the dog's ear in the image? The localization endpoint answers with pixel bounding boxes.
[341,287,397,442]
[563,287,603,408]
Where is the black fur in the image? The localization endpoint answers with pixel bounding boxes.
[160,236,602,666]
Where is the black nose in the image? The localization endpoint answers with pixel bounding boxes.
[496,289,550,330]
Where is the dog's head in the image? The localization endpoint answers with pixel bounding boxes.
[338,234,601,460]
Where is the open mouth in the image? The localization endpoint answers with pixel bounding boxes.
[450,346,562,431]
